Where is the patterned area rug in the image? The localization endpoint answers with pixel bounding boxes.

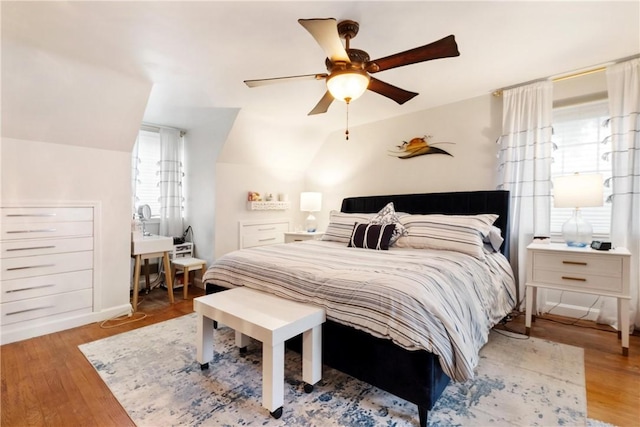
[79,313,587,426]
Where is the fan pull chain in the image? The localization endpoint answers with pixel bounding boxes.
[345,97,352,141]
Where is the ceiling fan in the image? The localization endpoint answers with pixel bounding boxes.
[244,18,460,116]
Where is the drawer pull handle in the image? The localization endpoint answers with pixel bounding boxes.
[5,213,57,217]
[5,306,55,316]
[6,284,55,293]
[258,227,277,231]
[562,276,587,282]
[6,228,57,234]
[562,260,587,266]
[258,237,276,242]
[6,264,55,271]
[6,245,56,252]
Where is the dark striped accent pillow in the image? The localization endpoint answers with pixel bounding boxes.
[348,223,396,250]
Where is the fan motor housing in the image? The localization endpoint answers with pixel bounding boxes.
[325,49,370,72]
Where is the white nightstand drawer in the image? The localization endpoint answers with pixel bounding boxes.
[532,268,622,293]
[243,232,285,248]
[1,270,93,303]
[239,219,291,249]
[242,222,289,235]
[1,207,93,223]
[1,237,93,259]
[0,288,92,326]
[533,252,622,277]
[1,251,93,281]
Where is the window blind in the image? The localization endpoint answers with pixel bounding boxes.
[551,100,612,236]
[133,130,162,217]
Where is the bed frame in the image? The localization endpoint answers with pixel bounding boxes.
[207,190,510,426]
[324,190,510,427]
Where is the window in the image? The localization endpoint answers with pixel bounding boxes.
[132,130,162,217]
[551,100,612,237]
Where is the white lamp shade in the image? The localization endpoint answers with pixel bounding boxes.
[300,192,322,212]
[326,70,370,103]
[553,173,603,208]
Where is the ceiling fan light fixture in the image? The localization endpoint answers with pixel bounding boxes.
[326,69,370,103]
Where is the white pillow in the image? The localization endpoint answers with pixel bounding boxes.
[483,225,504,252]
[394,214,498,260]
[321,211,375,243]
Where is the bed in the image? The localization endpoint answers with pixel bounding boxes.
[203,190,515,426]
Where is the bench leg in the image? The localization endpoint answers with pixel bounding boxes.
[196,313,214,368]
[263,341,285,414]
[235,330,251,351]
[302,324,322,388]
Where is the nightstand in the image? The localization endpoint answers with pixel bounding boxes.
[525,242,631,356]
[284,231,324,243]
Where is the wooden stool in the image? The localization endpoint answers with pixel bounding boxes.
[171,257,207,299]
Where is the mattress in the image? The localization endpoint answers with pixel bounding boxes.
[203,240,516,381]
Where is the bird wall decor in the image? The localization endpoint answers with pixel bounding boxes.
[388,136,454,159]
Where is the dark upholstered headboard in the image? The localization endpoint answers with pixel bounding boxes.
[341,190,510,258]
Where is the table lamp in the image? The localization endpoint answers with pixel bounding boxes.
[553,173,603,247]
[300,192,322,232]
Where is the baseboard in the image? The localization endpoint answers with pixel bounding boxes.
[0,304,131,345]
[540,302,600,322]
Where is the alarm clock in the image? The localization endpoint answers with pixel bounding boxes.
[590,241,612,251]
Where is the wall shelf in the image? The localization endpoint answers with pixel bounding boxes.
[247,201,291,211]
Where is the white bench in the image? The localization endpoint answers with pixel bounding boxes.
[193,287,325,419]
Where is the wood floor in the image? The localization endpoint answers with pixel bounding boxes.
[2,286,639,427]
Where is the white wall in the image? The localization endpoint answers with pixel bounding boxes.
[2,39,149,152]
[214,162,305,258]
[306,93,503,230]
[1,138,132,316]
[181,108,239,266]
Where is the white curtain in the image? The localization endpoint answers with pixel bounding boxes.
[598,58,640,331]
[158,128,184,237]
[131,133,140,217]
[497,81,554,307]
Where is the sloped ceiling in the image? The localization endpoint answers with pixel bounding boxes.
[2,1,639,155]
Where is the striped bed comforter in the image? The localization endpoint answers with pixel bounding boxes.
[202,240,516,381]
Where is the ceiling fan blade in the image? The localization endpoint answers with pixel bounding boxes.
[298,18,350,63]
[244,73,327,88]
[367,35,460,73]
[368,77,418,105]
[308,91,334,115]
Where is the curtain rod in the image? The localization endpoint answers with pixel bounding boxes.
[141,122,187,136]
[492,54,640,97]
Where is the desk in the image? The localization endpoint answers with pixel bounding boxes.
[131,235,174,312]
